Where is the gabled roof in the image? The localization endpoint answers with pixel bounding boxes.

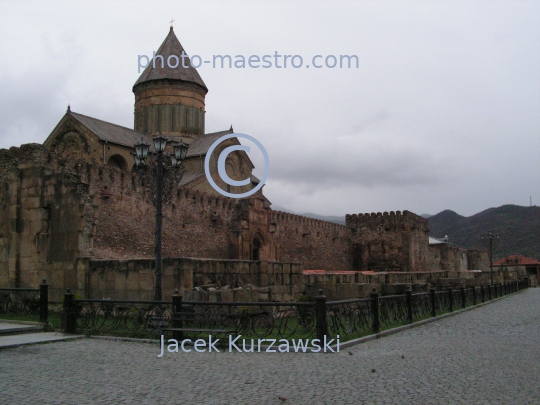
[47,110,242,157]
[185,128,255,170]
[70,112,154,150]
[493,254,540,266]
[178,171,204,187]
[134,27,207,91]
[186,129,234,157]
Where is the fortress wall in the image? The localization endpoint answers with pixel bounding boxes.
[68,257,303,302]
[467,249,489,270]
[270,211,352,271]
[346,210,430,272]
[428,244,469,271]
[0,144,90,291]
[1,143,489,303]
[64,256,514,303]
[86,163,238,260]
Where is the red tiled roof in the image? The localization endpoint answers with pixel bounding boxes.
[493,254,540,266]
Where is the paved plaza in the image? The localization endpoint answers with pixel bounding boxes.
[1,289,539,405]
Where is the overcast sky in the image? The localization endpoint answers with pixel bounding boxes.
[0,1,538,217]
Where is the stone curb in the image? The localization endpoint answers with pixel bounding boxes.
[0,319,46,326]
[89,335,160,345]
[0,334,85,350]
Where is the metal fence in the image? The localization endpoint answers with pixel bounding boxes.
[326,298,372,339]
[62,280,529,341]
[0,280,48,323]
[63,290,317,340]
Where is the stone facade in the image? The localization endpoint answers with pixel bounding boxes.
[134,80,206,138]
[346,211,431,272]
[0,141,489,300]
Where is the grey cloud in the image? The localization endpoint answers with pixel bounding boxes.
[266,133,458,191]
[0,1,538,217]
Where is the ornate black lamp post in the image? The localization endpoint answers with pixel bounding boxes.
[134,136,189,301]
[481,232,500,286]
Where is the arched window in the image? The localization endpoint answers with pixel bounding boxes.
[107,154,128,172]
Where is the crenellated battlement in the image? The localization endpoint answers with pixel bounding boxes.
[0,143,50,174]
[270,210,347,233]
[346,210,429,232]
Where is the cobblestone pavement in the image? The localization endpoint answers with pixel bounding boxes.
[1,289,539,405]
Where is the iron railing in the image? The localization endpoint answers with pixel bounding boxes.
[63,292,172,338]
[172,299,317,341]
[326,298,372,339]
[64,290,317,340]
[63,280,529,341]
[0,280,48,322]
[379,294,408,328]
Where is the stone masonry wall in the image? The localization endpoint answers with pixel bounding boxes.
[0,144,92,293]
[65,257,303,303]
[67,257,509,304]
[87,166,237,260]
[346,211,430,272]
[270,211,352,271]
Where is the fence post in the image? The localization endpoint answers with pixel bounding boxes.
[429,287,436,317]
[405,288,413,323]
[448,288,453,312]
[488,285,492,300]
[315,289,328,342]
[172,290,183,341]
[63,289,75,334]
[370,288,380,333]
[39,279,48,323]
[480,285,485,303]
[472,287,477,306]
[460,286,466,309]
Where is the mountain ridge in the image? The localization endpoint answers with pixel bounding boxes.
[428,204,540,260]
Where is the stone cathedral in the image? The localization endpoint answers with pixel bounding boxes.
[44,27,257,198]
[0,28,488,301]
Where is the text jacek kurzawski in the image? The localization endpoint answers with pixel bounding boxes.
[157,335,340,356]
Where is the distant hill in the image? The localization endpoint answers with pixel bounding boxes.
[428,205,540,260]
[421,214,432,218]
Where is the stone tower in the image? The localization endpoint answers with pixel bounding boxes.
[133,27,208,142]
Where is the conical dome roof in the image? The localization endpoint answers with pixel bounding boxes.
[134,27,207,91]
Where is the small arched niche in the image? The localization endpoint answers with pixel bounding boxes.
[107,154,128,172]
[251,232,265,261]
